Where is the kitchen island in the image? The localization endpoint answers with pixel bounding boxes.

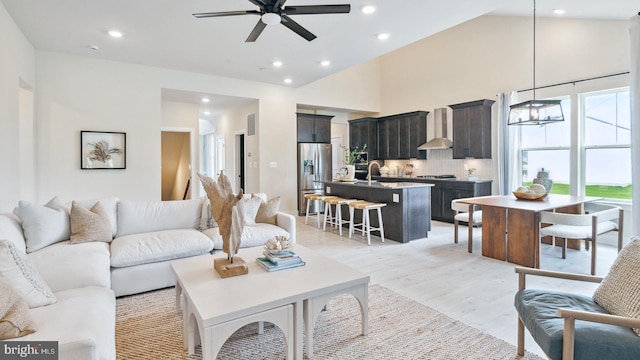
[324,181,433,243]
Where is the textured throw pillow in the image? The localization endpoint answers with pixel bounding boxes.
[18,196,70,253]
[0,277,36,339]
[593,237,640,336]
[243,196,262,225]
[198,197,217,231]
[0,240,56,308]
[70,201,113,244]
[255,196,280,225]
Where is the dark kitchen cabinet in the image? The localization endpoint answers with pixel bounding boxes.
[377,111,428,160]
[297,113,333,143]
[348,117,378,159]
[397,178,492,223]
[450,99,494,159]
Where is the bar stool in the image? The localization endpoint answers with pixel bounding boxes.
[304,194,337,228]
[323,197,357,236]
[304,193,324,227]
[348,201,387,245]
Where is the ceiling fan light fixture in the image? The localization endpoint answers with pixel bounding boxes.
[261,13,281,25]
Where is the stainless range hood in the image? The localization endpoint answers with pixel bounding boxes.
[417,108,453,150]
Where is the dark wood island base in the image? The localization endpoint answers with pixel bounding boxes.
[324,181,433,243]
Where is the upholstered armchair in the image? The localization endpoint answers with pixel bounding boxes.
[514,237,640,360]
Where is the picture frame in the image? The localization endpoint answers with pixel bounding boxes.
[80,131,126,169]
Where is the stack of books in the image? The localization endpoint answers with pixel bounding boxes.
[256,250,305,272]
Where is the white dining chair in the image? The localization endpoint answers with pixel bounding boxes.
[539,202,624,275]
[451,199,483,253]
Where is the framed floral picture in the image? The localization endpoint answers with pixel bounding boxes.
[81,131,126,169]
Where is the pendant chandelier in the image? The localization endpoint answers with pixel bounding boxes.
[508,0,565,125]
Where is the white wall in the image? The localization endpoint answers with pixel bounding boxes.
[213,101,260,194]
[28,49,382,211]
[0,2,36,211]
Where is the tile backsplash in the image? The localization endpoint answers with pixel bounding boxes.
[381,149,492,179]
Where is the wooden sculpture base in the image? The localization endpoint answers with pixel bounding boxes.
[214,257,249,278]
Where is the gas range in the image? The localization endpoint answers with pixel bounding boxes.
[416,175,457,179]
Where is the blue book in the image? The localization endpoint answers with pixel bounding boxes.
[256,257,305,272]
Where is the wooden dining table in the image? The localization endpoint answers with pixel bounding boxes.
[458,194,601,268]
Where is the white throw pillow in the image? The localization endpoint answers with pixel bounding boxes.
[18,196,70,253]
[243,196,262,225]
[0,240,56,308]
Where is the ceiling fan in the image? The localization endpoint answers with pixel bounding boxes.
[193,0,351,42]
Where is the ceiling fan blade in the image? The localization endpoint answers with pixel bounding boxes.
[281,15,316,41]
[284,4,351,15]
[193,10,261,18]
[245,19,267,42]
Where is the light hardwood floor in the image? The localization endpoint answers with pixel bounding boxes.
[293,211,623,358]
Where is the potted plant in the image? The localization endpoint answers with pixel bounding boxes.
[340,144,367,179]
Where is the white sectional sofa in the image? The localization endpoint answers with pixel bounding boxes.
[0,194,295,360]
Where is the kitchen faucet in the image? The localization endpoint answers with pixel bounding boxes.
[367,162,380,185]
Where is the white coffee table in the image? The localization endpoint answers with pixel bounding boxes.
[171,244,369,360]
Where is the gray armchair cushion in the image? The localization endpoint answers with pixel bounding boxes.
[515,289,640,360]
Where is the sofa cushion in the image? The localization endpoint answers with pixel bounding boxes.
[110,229,213,267]
[256,197,281,225]
[0,277,36,340]
[23,286,116,360]
[593,237,640,335]
[28,241,111,293]
[0,240,56,308]
[116,199,202,237]
[18,196,70,253]
[204,223,290,250]
[70,201,113,244]
[515,288,640,360]
[73,197,119,237]
[0,214,27,253]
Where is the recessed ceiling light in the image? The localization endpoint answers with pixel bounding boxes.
[553,9,565,15]
[377,33,390,40]
[273,61,283,67]
[108,30,123,38]
[320,60,331,67]
[204,111,211,115]
[284,78,292,84]
[201,97,210,103]
[361,5,376,14]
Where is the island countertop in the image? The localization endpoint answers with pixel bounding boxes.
[324,181,432,243]
[326,180,434,189]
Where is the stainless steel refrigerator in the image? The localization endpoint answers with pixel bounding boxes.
[298,143,332,216]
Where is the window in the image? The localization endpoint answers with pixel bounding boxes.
[519,98,571,194]
[515,87,631,200]
[582,88,631,199]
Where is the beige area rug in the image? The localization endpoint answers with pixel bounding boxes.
[116,284,543,360]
